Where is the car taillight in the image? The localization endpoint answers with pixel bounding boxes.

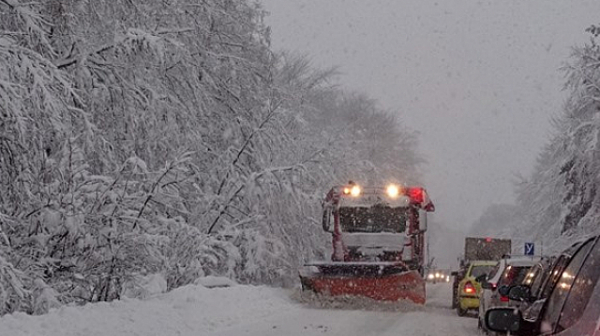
[464,281,475,294]
[500,295,509,302]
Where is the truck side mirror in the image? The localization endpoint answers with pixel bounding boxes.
[419,210,428,232]
[322,206,333,232]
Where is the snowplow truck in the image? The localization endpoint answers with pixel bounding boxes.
[299,182,435,304]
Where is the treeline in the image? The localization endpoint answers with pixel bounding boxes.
[0,0,421,314]
[472,26,600,252]
[515,25,600,249]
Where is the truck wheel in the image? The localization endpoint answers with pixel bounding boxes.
[456,306,468,316]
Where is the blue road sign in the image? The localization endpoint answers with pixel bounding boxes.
[525,242,535,256]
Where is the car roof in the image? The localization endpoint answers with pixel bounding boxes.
[561,241,584,258]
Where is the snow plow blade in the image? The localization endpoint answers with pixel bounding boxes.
[299,261,426,304]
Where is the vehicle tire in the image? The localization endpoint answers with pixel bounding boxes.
[456,306,468,316]
[477,318,486,334]
[479,317,491,335]
[451,286,458,309]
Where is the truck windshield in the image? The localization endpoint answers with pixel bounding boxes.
[338,205,407,233]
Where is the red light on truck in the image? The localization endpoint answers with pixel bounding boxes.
[408,187,424,203]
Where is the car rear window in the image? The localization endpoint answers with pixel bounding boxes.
[470,265,495,279]
[498,265,530,287]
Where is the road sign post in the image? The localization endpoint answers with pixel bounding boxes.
[524,242,535,256]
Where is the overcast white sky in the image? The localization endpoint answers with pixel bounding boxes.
[259,0,600,233]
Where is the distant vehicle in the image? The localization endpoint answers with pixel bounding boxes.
[463,237,512,262]
[452,237,512,309]
[426,269,451,283]
[455,260,497,316]
[485,235,600,336]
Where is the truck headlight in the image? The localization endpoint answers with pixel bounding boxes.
[386,184,400,198]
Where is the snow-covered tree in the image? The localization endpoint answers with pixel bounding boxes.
[516,26,600,252]
[0,0,424,314]
[470,203,522,238]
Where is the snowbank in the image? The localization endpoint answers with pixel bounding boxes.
[0,282,477,336]
[0,281,289,336]
[194,275,237,288]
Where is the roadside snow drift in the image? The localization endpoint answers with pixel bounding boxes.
[0,282,477,336]
[0,280,288,336]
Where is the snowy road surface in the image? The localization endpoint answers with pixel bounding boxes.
[0,281,478,336]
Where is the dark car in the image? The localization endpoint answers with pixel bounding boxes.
[516,244,582,323]
[514,256,554,312]
[485,235,600,336]
[426,268,451,283]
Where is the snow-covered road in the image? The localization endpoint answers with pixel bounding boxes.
[0,281,478,336]
[212,283,478,336]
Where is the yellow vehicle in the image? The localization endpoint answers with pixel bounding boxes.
[456,260,497,316]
